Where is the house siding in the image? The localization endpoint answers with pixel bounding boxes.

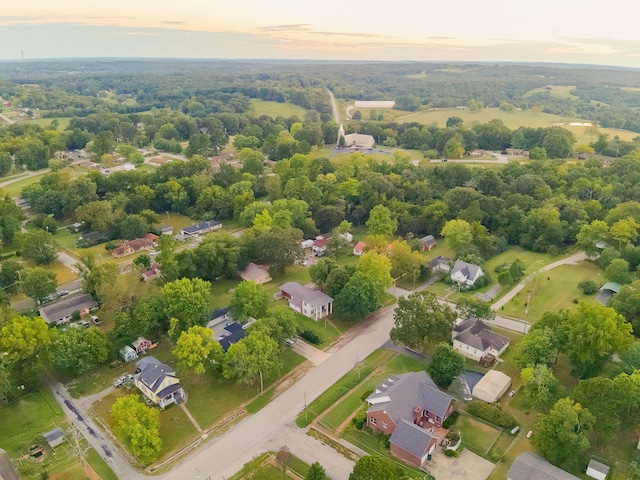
[453,339,483,361]
[368,411,396,435]
[390,439,436,468]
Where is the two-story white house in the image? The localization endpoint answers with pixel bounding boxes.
[452,318,510,363]
[280,282,333,320]
[450,260,484,286]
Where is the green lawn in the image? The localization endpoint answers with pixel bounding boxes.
[86,447,119,480]
[500,261,603,321]
[483,247,555,278]
[230,451,314,480]
[153,212,194,232]
[296,349,396,428]
[22,117,72,130]
[397,107,638,144]
[1,172,48,197]
[249,99,308,118]
[452,414,502,457]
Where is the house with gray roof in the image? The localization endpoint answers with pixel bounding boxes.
[180,220,222,237]
[133,356,184,408]
[451,260,484,286]
[429,256,451,273]
[452,318,510,362]
[38,293,99,325]
[507,452,580,480]
[389,420,438,468]
[43,427,65,448]
[280,282,333,320]
[366,371,455,434]
[0,447,19,480]
[586,459,610,480]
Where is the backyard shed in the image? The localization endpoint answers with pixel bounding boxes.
[42,427,65,448]
[586,459,610,480]
[472,370,512,403]
[119,345,138,362]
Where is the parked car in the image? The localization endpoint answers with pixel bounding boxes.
[285,338,296,347]
[113,373,134,388]
[78,320,89,329]
[57,290,69,297]
[90,315,101,325]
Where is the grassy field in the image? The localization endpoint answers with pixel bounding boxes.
[249,99,308,118]
[153,212,194,232]
[1,172,48,197]
[0,390,117,480]
[483,247,555,278]
[500,261,603,321]
[230,451,313,480]
[452,414,502,456]
[21,117,72,130]
[396,107,638,144]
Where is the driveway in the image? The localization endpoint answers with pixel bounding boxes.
[292,339,331,366]
[426,449,495,480]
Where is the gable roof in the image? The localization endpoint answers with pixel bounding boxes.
[451,260,483,279]
[240,263,271,282]
[587,459,610,475]
[313,236,328,248]
[80,231,105,242]
[43,427,65,444]
[429,256,451,269]
[181,220,221,235]
[390,420,437,459]
[211,306,231,320]
[281,282,333,308]
[219,322,246,352]
[39,293,99,324]
[454,318,510,352]
[354,241,366,250]
[420,235,437,247]
[366,372,454,424]
[507,452,580,480]
[135,356,176,393]
[0,447,19,480]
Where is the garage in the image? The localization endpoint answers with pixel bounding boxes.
[472,370,512,403]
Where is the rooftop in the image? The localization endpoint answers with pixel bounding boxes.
[281,282,333,308]
[39,293,99,324]
[390,419,437,459]
[507,452,580,480]
[454,318,510,352]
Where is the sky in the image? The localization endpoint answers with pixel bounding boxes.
[2,0,640,67]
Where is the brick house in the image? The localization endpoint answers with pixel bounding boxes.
[366,372,455,467]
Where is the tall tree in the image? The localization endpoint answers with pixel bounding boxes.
[349,455,404,480]
[223,330,281,392]
[19,229,60,265]
[426,343,464,388]
[531,398,593,469]
[161,278,211,340]
[20,267,57,305]
[230,280,269,324]
[440,219,473,256]
[520,364,561,408]
[333,272,380,322]
[307,462,328,480]
[250,305,299,347]
[455,297,495,321]
[514,327,556,368]
[356,251,393,298]
[173,326,222,375]
[388,240,424,283]
[565,301,633,376]
[390,291,456,349]
[365,205,397,236]
[111,396,162,465]
[50,328,109,376]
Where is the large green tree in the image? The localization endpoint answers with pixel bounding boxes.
[230,280,269,324]
[514,327,556,368]
[19,229,60,265]
[20,267,57,305]
[173,326,223,375]
[426,343,465,388]
[333,272,380,322]
[440,219,473,256]
[161,278,211,340]
[111,396,162,465]
[531,398,593,469]
[349,455,404,480]
[250,305,299,347]
[50,328,110,376]
[223,330,281,392]
[520,364,561,408]
[365,205,397,236]
[390,291,456,349]
[564,301,633,376]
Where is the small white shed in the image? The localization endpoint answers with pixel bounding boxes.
[472,370,512,403]
[119,345,138,362]
[586,459,610,480]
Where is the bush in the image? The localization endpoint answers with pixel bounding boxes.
[444,448,460,457]
[498,270,514,286]
[578,279,599,295]
[494,263,509,274]
[467,402,517,429]
[300,329,321,345]
[352,410,367,430]
[442,411,459,429]
[360,389,374,402]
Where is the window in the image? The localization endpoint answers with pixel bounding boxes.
[382,422,388,429]
[369,416,377,425]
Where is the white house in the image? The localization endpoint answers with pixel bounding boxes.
[119,345,138,362]
[280,282,333,320]
[452,318,510,362]
[450,260,484,286]
[429,256,451,272]
[312,236,328,256]
[340,232,353,243]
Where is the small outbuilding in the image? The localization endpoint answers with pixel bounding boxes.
[119,345,138,362]
[420,235,437,251]
[586,459,610,480]
[42,427,65,448]
[132,337,152,354]
[472,370,512,403]
[239,263,272,284]
[353,241,366,256]
[596,282,621,305]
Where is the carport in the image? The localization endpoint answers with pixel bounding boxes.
[595,281,621,305]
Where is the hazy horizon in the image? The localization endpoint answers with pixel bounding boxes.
[3,1,640,68]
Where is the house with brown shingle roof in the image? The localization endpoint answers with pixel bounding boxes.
[452,318,510,362]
